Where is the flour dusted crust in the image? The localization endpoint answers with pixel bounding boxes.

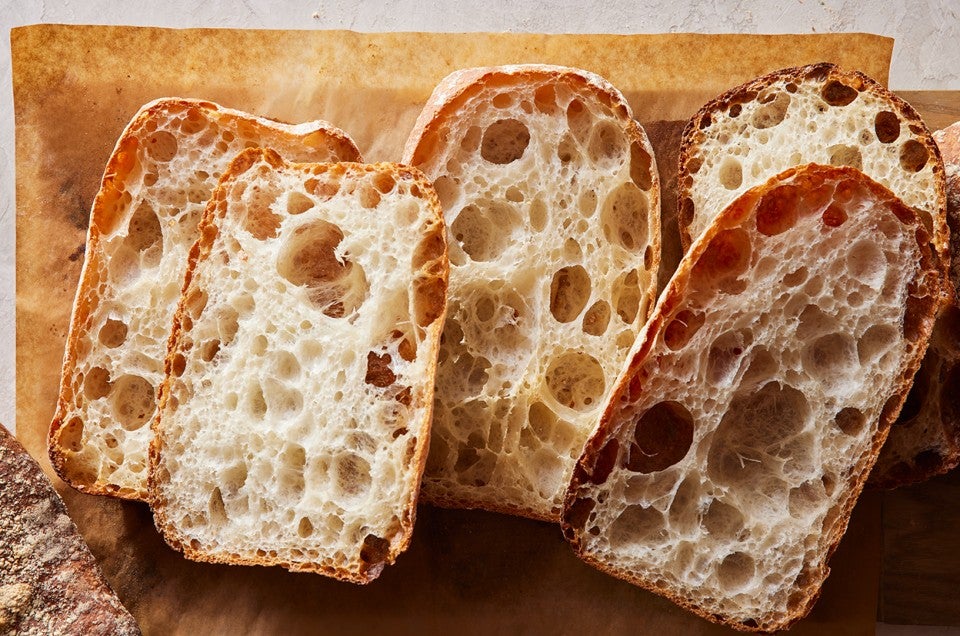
[403,65,661,521]
[48,99,361,500]
[871,121,960,487]
[678,63,947,290]
[0,424,140,634]
[149,150,448,583]
[562,165,939,631]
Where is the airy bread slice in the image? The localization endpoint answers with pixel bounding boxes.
[677,63,948,284]
[149,150,448,583]
[402,65,661,521]
[562,165,939,632]
[1,424,140,635]
[49,99,360,500]
[871,121,960,487]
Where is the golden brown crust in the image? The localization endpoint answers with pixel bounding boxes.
[148,150,448,583]
[48,98,361,501]
[0,424,141,634]
[562,164,939,632]
[677,63,948,295]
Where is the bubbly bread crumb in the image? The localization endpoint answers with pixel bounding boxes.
[403,64,661,521]
[48,98,360,500]
[148,150,447,583]
[563,165,939,632]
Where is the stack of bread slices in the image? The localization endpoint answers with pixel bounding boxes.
[46,63,955,630]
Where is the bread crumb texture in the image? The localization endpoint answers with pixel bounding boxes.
[564,165,937,632]
[50,99,359,499]
[150,153,446,583]
[679,64,944,259]
[405,66,660,520]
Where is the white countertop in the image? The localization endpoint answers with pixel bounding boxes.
[2,1,959,427]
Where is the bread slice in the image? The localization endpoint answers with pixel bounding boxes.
[871,121,960,487]
[49,99,361,500]
[0,424,140,635]
[402,65,661,521]
[149,149,448,583]
[677,63,948,284]
[562,164,939,631]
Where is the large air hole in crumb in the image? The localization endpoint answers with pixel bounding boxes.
[624,401,694,473]
[803,333,859,383]
[846,239,886,288]
[414,273,446,328]
[247,384,267,418]
[109,375,155,431]
[874,111,900,143]
[630,142,653,191]
[480,119,530,164]
[278,443,306,499]
[582,300,611,336]
[693,228,751,293]
[241,181,283,240]
[706,330,751,386]
[335,453,371,499]
[740,347,778,390]
[834,407,866,435]
[750,92,791,129]
[145,130,178,162]
[566,98,593,142]
[99,318,126,351]
[125,202,163,253]
[601,182,648,251]
[529,197,548,232]
[828,144,863,170]
[608,504,666,548]
[550,265,591,323]
[717,552,756,591]
[432,175,460,211]
[286,191,314,215]
[59,417,85,453]
[899,139,929,172]
[821,80,859,107]
[707,382,809,495]
[858,324,896,365]
[218,307,240,346]
[528,401,558,442]
[360,534,391,566]
[83,366,112,399]
[702,499,745,540]
[789,479,825,518]
[663,310,705,351]
[613,269,642,324]
[718,157,743,190]
[277,220,368,318]
[545,351,605,411]
[557,133,579,163]
[450,200,520,261]
[534,84,558,114]
[365,352,396,388]
[208,487,227,526]
[797,305,837,340]
[587,120,627,164]
[755,184,800,236]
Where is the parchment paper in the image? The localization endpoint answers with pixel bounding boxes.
[14,26,892,634]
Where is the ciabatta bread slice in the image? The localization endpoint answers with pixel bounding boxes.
[677,63,947,285]
[562,165,939,632]
[49,99,360,500]
[871,121,960,487]
[402,65,661,521]
[149,150,448,583]
[0,424,140,635]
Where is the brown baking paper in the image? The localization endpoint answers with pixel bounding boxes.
[14,25,891,634]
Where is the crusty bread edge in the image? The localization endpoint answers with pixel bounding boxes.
[147,149,449,584]
[402,64,663,523]
[562,164,939,632]
[676,62,949,301]
[48,98,361,501]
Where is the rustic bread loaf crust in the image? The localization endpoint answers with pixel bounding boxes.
[562,165,939,631]
[149,150,448,583]
[1,424,140,635]
[403,65,661,521]
[49,99,360,500]
[871,121,960,487]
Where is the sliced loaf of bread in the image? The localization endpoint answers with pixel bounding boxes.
[49,99,360,500]
[149,150,447,583]
[402,65,661,521]
[871,121,960,487]
[562,165,939,631]
[677,63,947,283]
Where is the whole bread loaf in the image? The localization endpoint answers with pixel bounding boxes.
[871,121,960,487]
[1,424,140,635]
[403,65,661,521]
[149,150,448,583]
[562,164,939,631]
[49,98,360,500]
